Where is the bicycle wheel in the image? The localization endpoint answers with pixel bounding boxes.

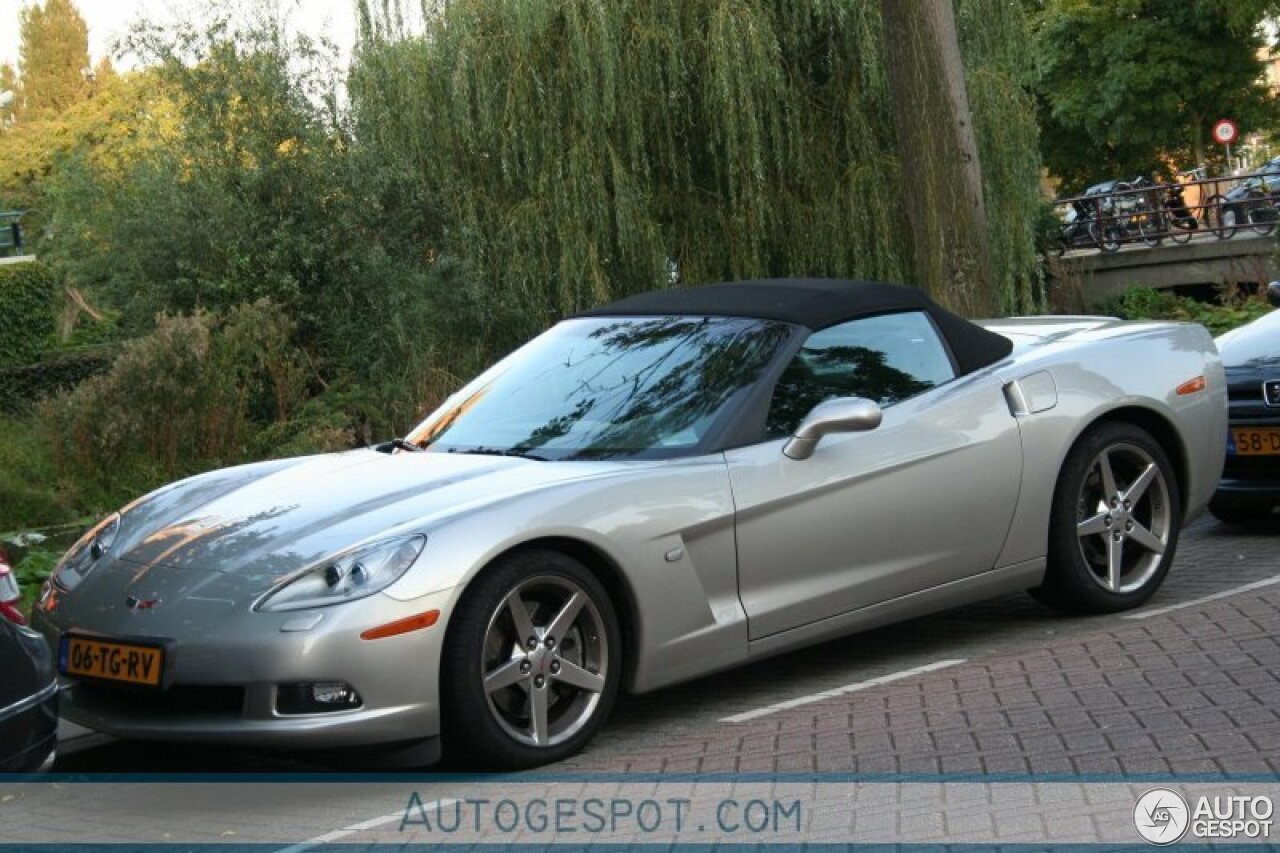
[1138,213,1164,247]
[1207,195,1236,239]
[1251,204,1277,236]
[1168,218,1195,244]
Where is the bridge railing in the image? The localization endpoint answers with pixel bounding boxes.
[0,210,23,257]
[1052,170,1279,254]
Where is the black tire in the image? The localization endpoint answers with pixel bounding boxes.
[1251,204,1277,236]
[1032,422,1182,614]
[1098,224,1122,252]
[1168,221,1195,244]
[441,548,622,769]
[1209,503,1276,527]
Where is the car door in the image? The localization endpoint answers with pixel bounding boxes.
[725,311,1023,640]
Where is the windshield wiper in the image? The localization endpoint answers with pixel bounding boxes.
[375,437,424,454]
[449,446,549,461]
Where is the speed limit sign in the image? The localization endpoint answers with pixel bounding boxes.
[1212,118,1238,146]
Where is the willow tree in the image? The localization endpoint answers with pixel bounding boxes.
[882,0,991,317]
[352,0,1041,354]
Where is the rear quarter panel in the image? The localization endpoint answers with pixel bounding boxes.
[993,321,1226,569]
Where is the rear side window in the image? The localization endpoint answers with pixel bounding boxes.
[766,311,956,437]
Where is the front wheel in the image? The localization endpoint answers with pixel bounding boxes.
[1032,422,1181,614]
[441,549,622,769]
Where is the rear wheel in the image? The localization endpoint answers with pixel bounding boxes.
[1033,422,1181,613]
[1138,213,1164,247]
[441,549,621,769]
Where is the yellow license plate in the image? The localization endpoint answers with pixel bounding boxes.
[60,635,165,687]
[1233,427,1280,456]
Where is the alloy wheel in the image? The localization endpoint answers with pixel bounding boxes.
[1074,442,1172,594]
[480,575,608,748]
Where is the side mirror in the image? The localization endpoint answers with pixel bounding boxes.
[782,397,882,460]
[1267,281,1280,308]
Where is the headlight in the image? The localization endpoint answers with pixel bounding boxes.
[52,513,121,592]
[255,535,426,612]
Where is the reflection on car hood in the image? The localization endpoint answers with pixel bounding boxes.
[116,450,636,582]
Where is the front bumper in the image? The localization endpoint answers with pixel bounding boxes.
[30,585,454,751]
[1212,476,1280,510]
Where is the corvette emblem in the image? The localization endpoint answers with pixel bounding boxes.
[125,595,160,612]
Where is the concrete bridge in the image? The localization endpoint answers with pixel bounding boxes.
[1051,231,1277,305]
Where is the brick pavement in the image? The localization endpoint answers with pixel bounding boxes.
[562,584,1280,777]
[8,519,1280,846]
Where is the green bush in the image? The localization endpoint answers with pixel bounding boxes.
[0,345,116,412]
[40,299,331,493]
[0,262,57,366]
[1097,286,1271,336]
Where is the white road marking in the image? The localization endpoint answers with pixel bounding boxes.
[274,799,456,853]
[719,658,967,724]
[1124,575,1280,620]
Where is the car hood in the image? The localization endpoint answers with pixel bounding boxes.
[114,450,639,583]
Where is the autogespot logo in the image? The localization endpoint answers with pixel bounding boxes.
[1134,788,1190,845]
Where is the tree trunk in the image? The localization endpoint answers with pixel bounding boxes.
[1190,112,1206,171]
[880,0,994,317]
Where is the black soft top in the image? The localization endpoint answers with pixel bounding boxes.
[578,278,1013,375]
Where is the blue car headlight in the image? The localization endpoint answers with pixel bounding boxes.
[255,535,427,612]
[52,513,121,592]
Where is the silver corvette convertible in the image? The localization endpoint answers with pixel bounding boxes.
[32,279,1226,768]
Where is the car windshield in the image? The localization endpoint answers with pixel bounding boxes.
[407,316,794,460]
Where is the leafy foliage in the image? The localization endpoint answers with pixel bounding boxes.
[1098,285,1271,335]
[40,299,343,495]
[0,3,1049,535]
[0,262,56,365]
[1030,0,1280,190]
[353,0,1044,341]
[42,17,452,437]
[0,345,114,413]
[16,0,90,120]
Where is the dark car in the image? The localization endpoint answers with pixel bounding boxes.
[0,615,58,772]
[1211,294,1280,523]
